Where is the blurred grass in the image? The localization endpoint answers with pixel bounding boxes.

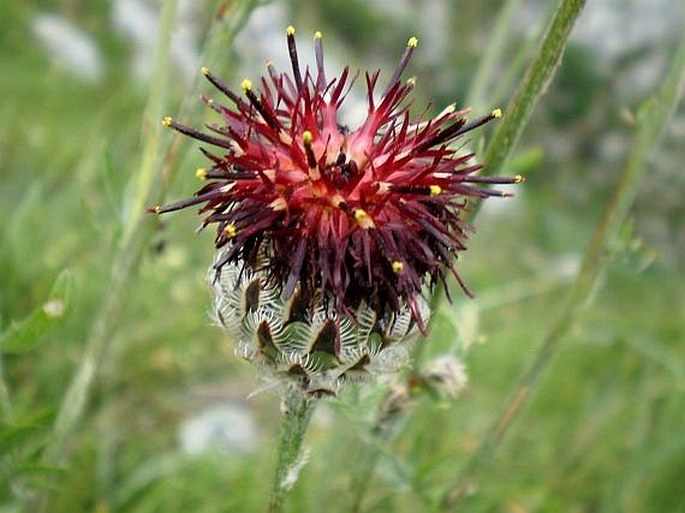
[1,1,684,513]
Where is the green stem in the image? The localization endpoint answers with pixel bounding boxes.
[269,389,316,513]
[440,32,685,511]
[31,3,178,511]
[93,2,258,503]
[0,358,12,423]
[483,0,586,177]
[430,0,586,326]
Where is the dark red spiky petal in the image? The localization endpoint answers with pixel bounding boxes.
[151,29,523,329]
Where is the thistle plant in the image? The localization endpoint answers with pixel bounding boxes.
[151,26,519,511]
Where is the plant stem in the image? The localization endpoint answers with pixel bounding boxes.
[483,0,586,178]
[354,1,587,508]
[269,389,316,513]
[440,32,685,511]
[0,358,12,423]
[31,3,178,511]
[93,2,258,503]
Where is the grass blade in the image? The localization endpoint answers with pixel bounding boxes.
[440,30,685,510]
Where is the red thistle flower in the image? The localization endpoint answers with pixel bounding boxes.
[151,27,522,330]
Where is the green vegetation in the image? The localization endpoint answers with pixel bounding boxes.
[1,1,683,512]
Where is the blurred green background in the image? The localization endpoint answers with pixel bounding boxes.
[1,0,684,512]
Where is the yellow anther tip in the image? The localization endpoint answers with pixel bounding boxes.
[286,25,296,36]
[161,116,173,127]
[302,130,313,144]
[429,185,442,197]
[195,168,207,180]
[152,206,161,214]
[200,66,209,76]
[492,108,503,118]
[224,223,237,238]
[354,209,367,220]
[406,76,417,87]
[265,60,274,70]
[514,175,525,183]
[392,261,405,274]
[241,79,253,91]
[314,30,322,39]
[408,36,419,48]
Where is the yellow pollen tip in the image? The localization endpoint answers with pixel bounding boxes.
[314,30,322,39]
[354,209,367,220]
[200,66,209,76]
[302,130,313,144]
[265,60,274,70]
[429,185,442,197]
[392,261,405,274]
[241,79,253,92]
[195,168,207,180]
[492,108,503,118]
[286,25,296,36]
[152,205,161,214]
[161,116,173,127]
[406,76,417,87]
[514,174,525,183]
[408,36,419,48]
[224,223,237,238]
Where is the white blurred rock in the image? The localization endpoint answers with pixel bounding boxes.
[179,403,258,455]
[112,0,201,84]
[32,13,103,83]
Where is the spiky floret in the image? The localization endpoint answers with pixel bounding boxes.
[152,28,522,330]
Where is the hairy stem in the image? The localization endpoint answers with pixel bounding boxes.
[269,389,316,513]
[352,1,587,509]
[440,31,685,511]
[482,0,587,178]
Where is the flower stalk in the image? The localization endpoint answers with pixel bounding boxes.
[269,389,316,513]
[482,0,586,178]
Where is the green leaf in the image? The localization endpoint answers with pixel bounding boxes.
[0,270,74,354]
[0,410,55,453]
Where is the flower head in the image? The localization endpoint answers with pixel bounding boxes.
[152,27,521,330]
